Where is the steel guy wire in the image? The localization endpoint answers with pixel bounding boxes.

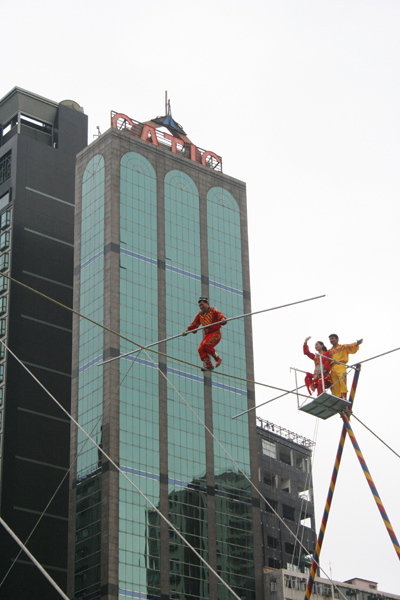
[0,339,243,600]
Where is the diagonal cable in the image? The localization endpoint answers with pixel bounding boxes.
[352,413,400,460]
[0,340,243,600]
[141,349,346,595]
[0,347,143,589]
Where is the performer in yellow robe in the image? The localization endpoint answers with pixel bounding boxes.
[328,334,363,399]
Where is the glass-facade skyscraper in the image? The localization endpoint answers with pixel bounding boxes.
[68,113,263,600]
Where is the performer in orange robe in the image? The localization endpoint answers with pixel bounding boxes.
[182,297,227,371]
[303,336,332,395]
[328,334,363,399]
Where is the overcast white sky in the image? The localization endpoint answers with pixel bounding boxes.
[3,0,400,594]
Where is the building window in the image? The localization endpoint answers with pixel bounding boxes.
[264,470,277,488]
[2,116,18,139]
[0,344,5,360]
[0,191,10,211]
[279,446,292,465]
[287,562,302,573]
[265,498,278,514]
[0,232,10,251]
[299,580,307,591]
[0,277,7,294]
[0,364,4,383]
[0,253,9,272]
[0,297,6,316]
[267,535,279,549]
[262,438,276,458]
[285,542,295,554]
[296,454,308,472]
[282,504,295,521]
[322,585,332,596]
[0,152,11,185]
[281,477,291,494]
[0,387,3,406]
[0,319,6,337]
[301,508,312,528]
[0,210,10,230]
[268,557,280,569]
[287,562,301,572]
[298,482,310,501]
[285,575,297,589]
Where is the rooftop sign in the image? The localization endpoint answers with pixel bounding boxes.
[111,111,222,172]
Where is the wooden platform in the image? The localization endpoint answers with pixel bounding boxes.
[299,392,352,420]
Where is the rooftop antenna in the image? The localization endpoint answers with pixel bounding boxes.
[165,91,172,117]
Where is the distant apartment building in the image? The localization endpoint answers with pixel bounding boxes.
[257,417,317,572]
[264,568,400,600]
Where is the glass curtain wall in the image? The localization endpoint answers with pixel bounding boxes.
[164,171,209,600]
[207,187,255,600]
[75,154,105,599]
[119,152,160,598]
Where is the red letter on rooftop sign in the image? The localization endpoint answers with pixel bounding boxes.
[111,113,135,132]
[163,133,183,153]
[141,125,159,146]
[201,151,222,168]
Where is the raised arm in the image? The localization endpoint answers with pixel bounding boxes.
[344,339,363,354]
[303,337,315,361]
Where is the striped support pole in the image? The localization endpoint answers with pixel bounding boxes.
[341,413,400,561]
[303,365,361,600]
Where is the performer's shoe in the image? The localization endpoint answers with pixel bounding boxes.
[201,357,214,371]
[214,356,222,368]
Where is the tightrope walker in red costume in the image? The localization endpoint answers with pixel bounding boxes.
[182,297,227,371]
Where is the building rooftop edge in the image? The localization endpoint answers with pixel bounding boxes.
[257,416,315,448]
[0,86,59,109]
[77,126,247,188]
[264,568,399,597]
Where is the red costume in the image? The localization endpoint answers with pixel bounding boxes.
[187,307,226,363]
[303,343,332,395]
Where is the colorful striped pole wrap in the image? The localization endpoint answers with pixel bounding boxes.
[341,412,400,561]
[303,365,361,600]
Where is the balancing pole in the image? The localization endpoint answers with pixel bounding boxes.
[303,365,361,600]
[98,294,326,366]
[341,412,400,561]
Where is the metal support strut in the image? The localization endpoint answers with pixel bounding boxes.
[303,365,361,600]
[341,412,400,562]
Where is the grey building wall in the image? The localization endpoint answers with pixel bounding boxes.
[0,87,87,600]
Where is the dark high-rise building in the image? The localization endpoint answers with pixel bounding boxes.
[0,87,87,599]
[68,110,263,600]
[257,417,316,573]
